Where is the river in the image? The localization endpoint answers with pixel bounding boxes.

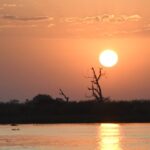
[0,123,150,150]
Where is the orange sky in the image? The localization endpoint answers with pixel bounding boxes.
[0,0,150,101]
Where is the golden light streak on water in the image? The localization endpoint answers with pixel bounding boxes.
[98,124,122,150]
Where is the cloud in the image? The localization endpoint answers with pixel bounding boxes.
[127,15,142,22]
[0,3,23,10]
[61,16,100,24]
[56,14,145,38]
[101,14,126,23]
[0,24,37,29]
[61,14,142,24]
[1,15,53,22]
[0,13,148,38]
[2,4,17,7]
[101,14,142,23]
[0,14,55,31]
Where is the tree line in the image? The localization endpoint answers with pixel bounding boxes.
[0,94,149,124]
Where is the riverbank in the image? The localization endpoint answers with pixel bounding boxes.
[0,95,150,124]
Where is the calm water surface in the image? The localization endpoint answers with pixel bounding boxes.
[0,123,150,150]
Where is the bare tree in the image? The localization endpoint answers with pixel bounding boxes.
[88,67,104,102]
[59,89,69,102]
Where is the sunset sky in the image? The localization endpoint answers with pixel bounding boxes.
[0,0,150,101]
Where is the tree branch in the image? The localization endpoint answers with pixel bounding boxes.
[59,89,69,102]
[88,67,104,102]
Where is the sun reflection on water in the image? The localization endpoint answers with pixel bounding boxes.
[98,124,122,150]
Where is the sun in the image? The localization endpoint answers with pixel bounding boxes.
[99,49,118,67]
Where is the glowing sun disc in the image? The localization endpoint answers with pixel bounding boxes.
[99,50,118,67]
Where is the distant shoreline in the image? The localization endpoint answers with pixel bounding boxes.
[0,115,150,124]
[0,94,150,124]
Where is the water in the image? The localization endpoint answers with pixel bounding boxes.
[0,123,150,150]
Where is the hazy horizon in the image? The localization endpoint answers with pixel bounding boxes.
[0,0,150,101]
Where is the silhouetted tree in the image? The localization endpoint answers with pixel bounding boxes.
[88,67,104,102]
[9,99,20,104]
[59,89,69,102]
[32,94,54,105]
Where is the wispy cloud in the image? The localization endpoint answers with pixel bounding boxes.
[126,15,142,22]
[0,14,55,32]
[101,14,142,23]
[1,15,53,22]
[56,14,145,38]
[0,12,149,38]
[61,14,142,24]
[0,3,23,10]
[2,4,17,7]
[0,24,37,29]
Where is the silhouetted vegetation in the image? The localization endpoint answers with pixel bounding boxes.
[0,67,149,124]
[59,89,69,102]
[0,94,150,124]
[88,67,104,102]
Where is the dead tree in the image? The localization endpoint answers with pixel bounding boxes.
[59,89,69,102]
[88,67,104,102]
